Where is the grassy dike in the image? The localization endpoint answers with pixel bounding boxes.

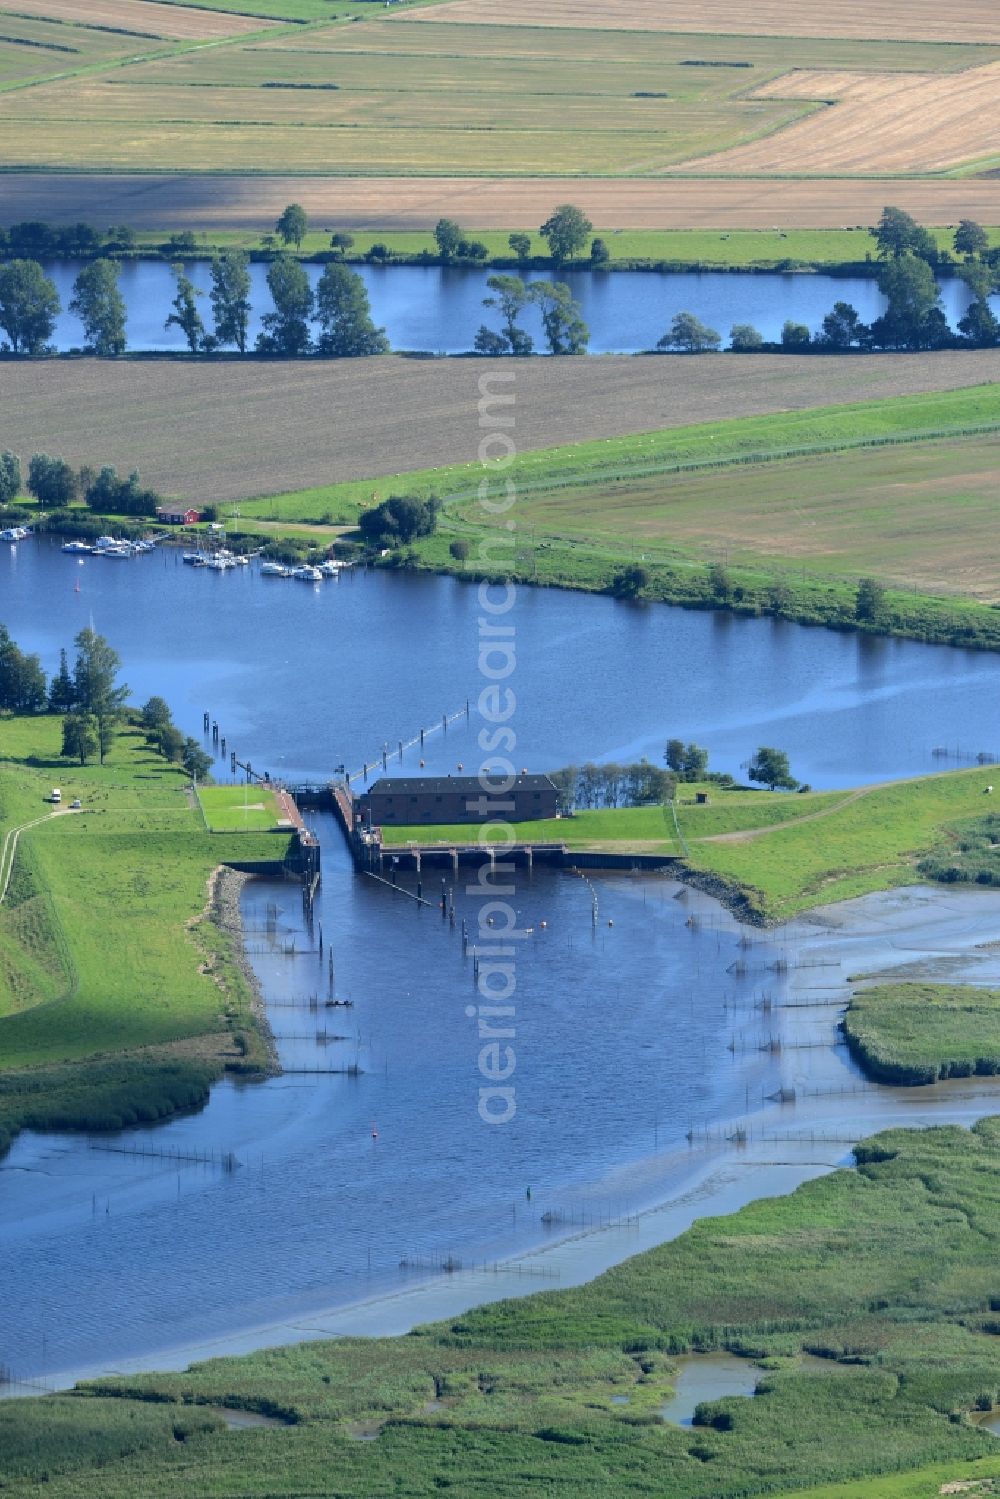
[5,1121,1000,1495]
[0,716,294,1155]
[384,766,1000,925]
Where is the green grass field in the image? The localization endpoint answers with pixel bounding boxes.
[196,784,284,831]
[5,1119,1000,1495]
[844,982,1000,1086]
[0,715,294,1152]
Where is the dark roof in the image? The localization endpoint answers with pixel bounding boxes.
[157,504,200,515]
[364,774,556,795]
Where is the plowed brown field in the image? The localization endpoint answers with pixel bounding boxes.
[2,353,999,503]
[5,174,1000,230]
[4,0,273,38]
[684,61,1000,173]
[410,0,1000,45]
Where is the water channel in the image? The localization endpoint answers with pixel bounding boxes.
[36,260,995,355]
[3,538,1000,1385]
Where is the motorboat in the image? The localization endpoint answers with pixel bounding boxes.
[1,526,29,542]
[293,565,323,582]
[181,551,203,564]
[318,560,344,577]
[261,561,291,577]
[61,540,91,553]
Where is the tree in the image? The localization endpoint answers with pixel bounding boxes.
[449,539,470,562]
[329,231,355,257]
[748,746,797,791]
[855,575,888,624]
[358,494,438,546]
[657,311,721,353]
[954,219,989,260]
[315,264,389,356]
[780,320,810,349]
[729,322,764,351]
[457,238,489,261]
[69,260,126,356]
[529,280,589,354]
[433,218,463,262]
[62,712,97,766]
[73,627,128,764]
[478,273,534,355]
[0,625,47,713]
[0,451,21,507]
[256,258,314,355]
[141,695,173,734]
[48,648,75,713]
[590,237,610,266]
[0,259,60,355]
[210,251,252,354]
[959,297,1000,348]
[664,738,685,773]
[539,203,592,265]
[609,563,649,597]
[164,267,206,353]
[275,203,308,248]
[508,232,532,262]
[105,224,137,253]
[84,466,158,517]
[27,453,76,507]
[681,743,709,780]
[708,562,731,600]
[156,723,186,764]
[183,738,213,781]
[872,206,938,264]
[869,254,944,350]
[819,301,865,350]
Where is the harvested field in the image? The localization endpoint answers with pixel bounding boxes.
[1,0,274,38]
[410,0,1000,45]
[685,61,1000,174]
[503,432,1000,600]
[1,353,999,503]
[5,173,1000,230]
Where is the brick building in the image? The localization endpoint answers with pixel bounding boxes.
[359,773,558,827]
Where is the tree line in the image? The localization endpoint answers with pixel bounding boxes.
[656,209,1000,353]
[547,742,801,812]
[0,450,161,517]
[0,623,211,776]
[0,253,389,358]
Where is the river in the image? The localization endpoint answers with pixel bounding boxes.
[2,541,1000,1386]
[37,260,994,355]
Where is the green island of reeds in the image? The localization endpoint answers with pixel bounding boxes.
[0,715,295,1155]
[5,1119,1000,1495]
[844,982,1000,1086]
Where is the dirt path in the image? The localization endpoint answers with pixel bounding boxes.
[0,806,76,906]
[698,787,875,844]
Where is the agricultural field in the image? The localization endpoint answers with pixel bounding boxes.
[413,0,1000,45]
[5,1119,1000,1494]
[688,61,1000,175]
[1,0,999,180]
[0,715,293,1153]
[6,173,1000,232]
[3,354,1000,506]
[2,0,275,40]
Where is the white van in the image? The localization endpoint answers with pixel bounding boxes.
[50,789,61,803]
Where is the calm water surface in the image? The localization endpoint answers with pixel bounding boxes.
[2,545,1000,1381]
[38,259,992,354]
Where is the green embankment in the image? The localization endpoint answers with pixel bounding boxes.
[5,1121,1000,1495]
[844,983,1000,1086]
[0,716,294,1153]
[384,768,1000,924]
[197,784,284,832]
[128,225,1000,272]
